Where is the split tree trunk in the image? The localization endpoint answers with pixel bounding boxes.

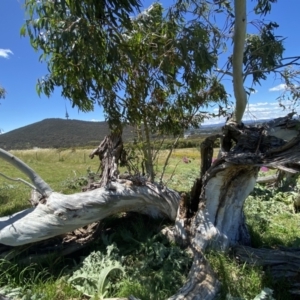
[171,116,300,299]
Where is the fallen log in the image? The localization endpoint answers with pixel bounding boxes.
[0,179,180,246]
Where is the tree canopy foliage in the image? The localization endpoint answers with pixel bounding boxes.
[22,0,142,112]
[104,3,227,131]
[22,0,300,127]
[22,0,229,131]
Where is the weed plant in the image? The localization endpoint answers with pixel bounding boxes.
[0,258,82,299]
[97,214,193,300]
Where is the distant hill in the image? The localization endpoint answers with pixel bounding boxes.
[0,119,135,150]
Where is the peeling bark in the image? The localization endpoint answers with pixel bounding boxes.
[89,133,126,188]
[189,119,300,252]
[191,163,257,250]
[190,134,220,215]
[264,113,300,141]
[256,174,278,184]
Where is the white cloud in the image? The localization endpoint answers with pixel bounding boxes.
[248,102,268,107]
[269,84,287,92]
[244,101,299,121]
[0,49,13,59]
[204,101,300,126]
[203,116,227,125]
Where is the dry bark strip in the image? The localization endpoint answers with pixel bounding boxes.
[256,174,278,184]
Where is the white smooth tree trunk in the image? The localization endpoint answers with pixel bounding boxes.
[0,180,180,246]
[232,0,247,123]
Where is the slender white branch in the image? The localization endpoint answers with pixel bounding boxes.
[159,135,180,184]
[0,148,53,196]
[0,172,36,190]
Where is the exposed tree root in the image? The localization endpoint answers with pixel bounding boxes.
[168,252,221,300]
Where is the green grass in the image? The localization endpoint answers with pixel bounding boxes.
[206,251,266,300]
[0,258,83,300]
[0,148,299,299]
[0,148,100,191]
[0,147,209,205]
[0,149,101,216]
[244,185,300,248]
[153,147,219,191]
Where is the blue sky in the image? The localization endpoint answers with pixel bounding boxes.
[0,0,299,133]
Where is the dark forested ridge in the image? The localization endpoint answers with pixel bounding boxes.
[0,119,135,150]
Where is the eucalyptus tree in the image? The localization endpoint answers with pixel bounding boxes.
[21,0,227,181]
[103,3,227,180]
[181,0,300,232]
[1,0,300,299]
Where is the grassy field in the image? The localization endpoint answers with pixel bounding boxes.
[0,147,205,217]
[0,147,299,299]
